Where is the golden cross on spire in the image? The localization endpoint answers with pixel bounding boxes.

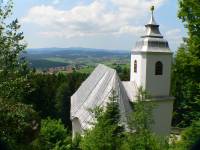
[150,5,155,15]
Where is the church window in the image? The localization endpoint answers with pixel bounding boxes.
[134,60,137,73]
[155,61,163,75]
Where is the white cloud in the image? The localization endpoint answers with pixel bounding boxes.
[116,25,144,35]
[21,0,167,39]
[111,0,166,19]
[165,28,183,45]
[166,29,181,39]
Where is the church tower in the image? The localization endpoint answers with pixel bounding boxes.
[130,6,174,135]
[131,6,172,97]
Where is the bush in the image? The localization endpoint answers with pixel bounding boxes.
[32,118,71,150]
[0,99,40,149]
[177,119,200,149]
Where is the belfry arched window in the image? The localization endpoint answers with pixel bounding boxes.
[134,60,137,73]
[155,61,163,75]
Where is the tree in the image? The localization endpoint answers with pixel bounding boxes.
[172,44,200,127]
[0,1,42,149]
[0,99,40,149]
[80,90,124,150]
[178,0,200,57]
[55,72,88,127]
[55,82,71,129]
[172,0,200,127]
[172,119,200,150]
[120,87,169,150]
[114,65,130,81]
[24,74,60,118]
[21,72,88,122]
[128,87,154,132]
[0,0,31,101]
[32,118,71,150]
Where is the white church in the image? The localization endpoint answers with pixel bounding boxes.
[70,9,174,137]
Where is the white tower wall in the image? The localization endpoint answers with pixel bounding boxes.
[131,52,172,97]
[130,10,174,136]
[151,99,174,136]
[145,53,172,96]
[130,54,147,87]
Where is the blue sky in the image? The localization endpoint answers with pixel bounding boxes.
[12,0,187,51]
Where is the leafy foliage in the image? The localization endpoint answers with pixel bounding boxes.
[55,82,71,129]
[32,118,71,150]
[23,72,88,122]
[71,133,82,150]
[80,90,124,150]
[0,0,31,101]
[171,119,200,150]
[114,65,130,81]
[178,0,200,57]
[172,44,200,127]
[120,87,169,150]
[23,74,61,118]
[0,99,40,149]
[128,87,154,131]
[172,0,200,127]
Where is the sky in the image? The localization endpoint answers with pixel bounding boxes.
[11,0,187,51]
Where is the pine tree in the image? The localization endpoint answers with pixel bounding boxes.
[120,87,169,150]
[80,90,123,150]
[55,82,71,129]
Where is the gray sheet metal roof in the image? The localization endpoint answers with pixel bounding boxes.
[71,64,132,130]
[122,81,138,102]
[133,11,171,53]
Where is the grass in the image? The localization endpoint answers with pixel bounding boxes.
[76,62,130,74]
[37,56,130,74]
[77,66,95,74]
[44,57,68,63]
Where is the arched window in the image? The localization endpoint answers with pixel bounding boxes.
[155,61,163,75]
[134,60,137,73]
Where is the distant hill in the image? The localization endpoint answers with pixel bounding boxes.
[27,47,129,54]
[30,59,69,69]
[25,47,130,69]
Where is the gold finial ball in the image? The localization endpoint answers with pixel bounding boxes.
[150,5,155,12]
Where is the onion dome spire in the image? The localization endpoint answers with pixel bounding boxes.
[149,5,157,25]
[142,6,163,38]
[134,6,170,52]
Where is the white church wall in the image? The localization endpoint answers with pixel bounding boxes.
[131,52,172,97]
[130,54,139,83]
[145,53,172,96]
[151,99,174,136]
[141,53,147,88]
[130,53,147,88]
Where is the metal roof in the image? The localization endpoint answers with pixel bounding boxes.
[71,64,132,130]
[122,81,138,102]
[133,11,171,52]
